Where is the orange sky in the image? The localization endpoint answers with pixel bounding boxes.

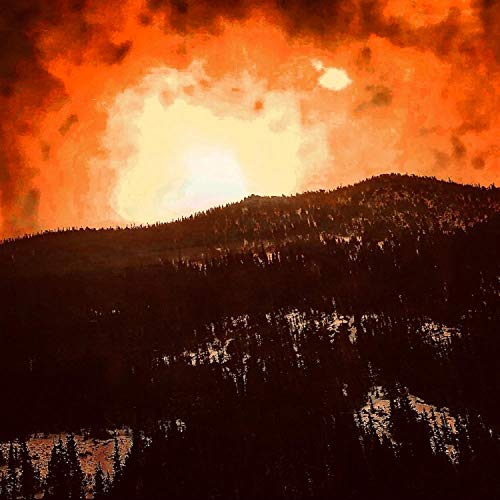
[0,0,499,237]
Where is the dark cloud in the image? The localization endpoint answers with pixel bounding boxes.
[275,0,359,37]
[0,2,60,96]
[0,0,123,234]
[451,135,467,160]
[0,143,40,235]
[22,188,40,224]
[146,0,169,10]
[139,0,412,46]
[355,84,393,112]
[472,156,485,170]
[410,8,462,57]
[370,85,392,107]
[477,0,500,62]
[434,150,451,170]
[171,0,189,15]
[69,0,88,13]
[418,126,439,136]
[101,40,133,65]
[0,1,65,234]
[271,0,477,66]
[139,0,500,72]
[59,114,79,136]
[41,142,51,161]
[356,46,372,68]
[138,12,153,25]
[146,0,251,33]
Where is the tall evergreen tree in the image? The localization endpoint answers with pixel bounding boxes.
[6,442,17,500]
[45,438,69,500]
[19,441,36,500]
[93,464,107,500]
[66,434,84,499]
[112,436,122,483]
[0,473,8,500]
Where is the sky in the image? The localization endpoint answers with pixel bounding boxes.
[0,0,499,237]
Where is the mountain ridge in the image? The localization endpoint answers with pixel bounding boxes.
[0,173,498,277]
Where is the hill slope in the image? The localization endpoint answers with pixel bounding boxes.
[1,173,498,277]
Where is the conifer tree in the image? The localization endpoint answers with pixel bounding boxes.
[0,473,7,500]
[93,464,107,499]
[19,441,36,500]
[112,436,122,482]
[45,438,69,500]
[6,442,17,500]
[66,434,84,499]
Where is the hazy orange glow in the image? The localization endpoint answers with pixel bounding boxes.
[105,62,329,223]
[0,0,498,236]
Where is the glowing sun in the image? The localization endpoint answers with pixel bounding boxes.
[102,64,329,225]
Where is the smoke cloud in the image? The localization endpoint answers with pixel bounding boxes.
[0,0,498,236]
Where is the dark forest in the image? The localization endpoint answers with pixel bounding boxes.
[0,174,498,499]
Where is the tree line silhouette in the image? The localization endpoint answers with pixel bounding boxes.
[1,388,498,499]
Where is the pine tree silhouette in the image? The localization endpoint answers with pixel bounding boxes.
[66,434,84,499]
[93,464,107,499]
[6,443,17,500]
[19,441,37,500]
[45,439,70,500]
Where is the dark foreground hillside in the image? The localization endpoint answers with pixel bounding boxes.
[0,174,498,499]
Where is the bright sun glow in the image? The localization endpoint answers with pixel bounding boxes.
[170,147,248,215]
[104,64,329,224]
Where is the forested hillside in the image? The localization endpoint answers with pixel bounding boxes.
[0,174,498,499]
[1,173,497,275]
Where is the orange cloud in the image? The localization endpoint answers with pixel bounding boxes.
[0,0,498,237]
